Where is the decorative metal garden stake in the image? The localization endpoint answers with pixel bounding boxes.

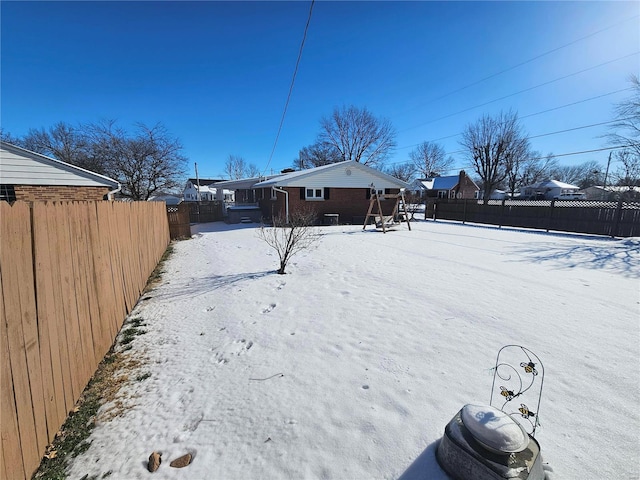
[436,345,546,480]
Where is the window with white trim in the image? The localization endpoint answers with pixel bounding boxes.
[305,188,324,200]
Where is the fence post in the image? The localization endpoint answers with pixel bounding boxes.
[546,200,555,232]
[611,197,624,238]
[462,199,467,224]
[499,197,506,228]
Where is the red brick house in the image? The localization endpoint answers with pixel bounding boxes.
[411,170,479,199]
[0,141,120,202]
[253,161,410,225]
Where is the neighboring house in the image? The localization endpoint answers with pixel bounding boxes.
[411,170,479,199]
[519,179,585,200]
[582,185,640,201]
[253,160,410,224]
[148,193,183,205]
[212,176,280,205]
[182,178,225,202]
[0,141,120,202]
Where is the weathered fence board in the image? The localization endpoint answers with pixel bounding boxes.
[1,273,27,480]
[1,202,42,475]
[1,200,170,479]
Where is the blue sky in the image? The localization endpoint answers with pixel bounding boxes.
[2,1,638,180]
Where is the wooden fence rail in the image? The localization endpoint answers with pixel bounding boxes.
[429,199,640,237]
[1,201,170,480]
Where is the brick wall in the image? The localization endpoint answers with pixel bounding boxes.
[259,187,400,224]
[456,171,478,199]
[15,185,112,202]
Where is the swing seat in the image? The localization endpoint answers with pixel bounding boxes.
[375,215,395,228]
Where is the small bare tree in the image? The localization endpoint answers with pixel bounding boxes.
[257,209,323,274]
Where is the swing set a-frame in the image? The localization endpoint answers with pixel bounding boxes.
[362,186,411,233]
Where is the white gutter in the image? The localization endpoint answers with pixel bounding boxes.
[272,186,289,224]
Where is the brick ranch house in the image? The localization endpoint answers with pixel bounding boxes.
[252,161,410,225]
[0,141,121,202]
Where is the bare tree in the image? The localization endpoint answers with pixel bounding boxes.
[409,141,454,178]
[505,150,557,196]
[3,119,187,200]
[224,155,246,179]
[294,141,342,169]
[257,208,323,275]
[224,155,259,179]
[612,149,640,186]
[606,75,640,189]
[20,122,102,172]
[518,152,557,187]
[246,163,261,177]
[0,128,24,146]
[607,74,640,160]
[460,110,529,203]
[87,121,187,200]
[318,105,396,168]
[549,160,601,188]
[384,162,415,182]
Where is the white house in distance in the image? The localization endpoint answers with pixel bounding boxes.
[182,178,233,202]
[519,179,585,200]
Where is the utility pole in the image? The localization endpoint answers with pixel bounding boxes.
[602,151,612,201]
[195,162,201,202]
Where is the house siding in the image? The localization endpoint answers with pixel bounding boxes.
[15,185,111,202]
[0,144,119,188]
[259,186,400,224]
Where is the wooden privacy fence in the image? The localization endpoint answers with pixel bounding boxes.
[1,200,170,480]
[429,199,640,237]
[188,201,223,223]
[166,203,191,239]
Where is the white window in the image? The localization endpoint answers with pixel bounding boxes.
[306,188,324,200]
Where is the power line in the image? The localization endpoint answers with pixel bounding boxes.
[396,14,640,115]
[261,0,315,176]
[528,118,634,140]
[519,87,633,120]
[396,87,634,151]
[386,145,632,175]
[399,52,639,133]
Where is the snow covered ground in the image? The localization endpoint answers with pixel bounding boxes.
[66,220,640,479]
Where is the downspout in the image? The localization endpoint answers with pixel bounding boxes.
[272,186,289,224]
[107,183,121,201]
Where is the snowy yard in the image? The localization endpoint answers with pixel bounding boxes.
[67,220,640,479]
